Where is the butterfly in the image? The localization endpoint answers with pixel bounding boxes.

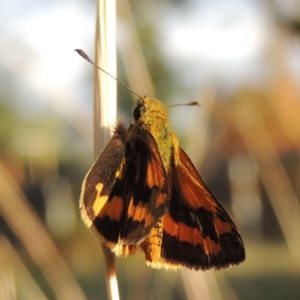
[80,96,245,270]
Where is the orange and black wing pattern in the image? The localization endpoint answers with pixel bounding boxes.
[113,125,169,247]
[80,122,169,255]
[141,148,245,270]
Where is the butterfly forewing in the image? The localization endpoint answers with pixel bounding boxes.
[119,126,169,244]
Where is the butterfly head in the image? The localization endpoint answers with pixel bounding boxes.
[133,98,147,121]
[132,98,169,126]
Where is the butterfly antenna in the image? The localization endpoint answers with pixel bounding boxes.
[75,49,143,100]
[169,101,200,108]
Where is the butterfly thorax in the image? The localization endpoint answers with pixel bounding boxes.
[129,97,174,172]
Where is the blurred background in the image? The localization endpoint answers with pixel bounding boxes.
[0,0,300,299]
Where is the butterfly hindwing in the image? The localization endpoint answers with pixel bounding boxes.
[141,147,245,270]
[80,122,128,249]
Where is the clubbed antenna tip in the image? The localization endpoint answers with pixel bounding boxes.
[74,49,143,100]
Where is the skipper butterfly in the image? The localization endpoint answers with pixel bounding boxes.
[76,49,245,270]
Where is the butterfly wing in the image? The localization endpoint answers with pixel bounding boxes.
[118,125,169,245]
[80,122,132,253]
[141,148,245,270]
[80,122,169,256]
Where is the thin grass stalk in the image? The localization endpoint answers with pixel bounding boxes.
[0,162,87,300]
[94,1,120,299]
[0,235,48,300]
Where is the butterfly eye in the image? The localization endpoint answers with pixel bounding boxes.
[133,104,146,121]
